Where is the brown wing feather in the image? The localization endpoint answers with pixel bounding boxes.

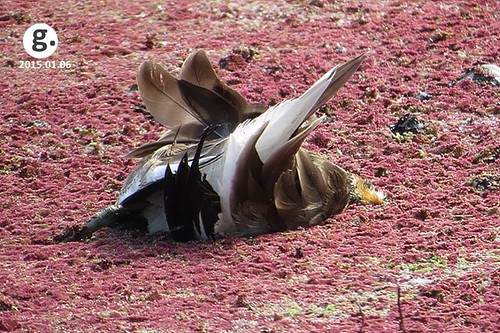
[137,61,242,137]
[261,117,323,192]
[274,149,350,229]
[180,50,265,120]
[177,79,241,136]
[132,51,266,159]
[125,123,204,158]
[137,61,202,129]
[217,123,286,235]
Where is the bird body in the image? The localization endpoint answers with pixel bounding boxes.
[64,50,384,242]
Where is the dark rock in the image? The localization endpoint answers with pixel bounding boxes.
[389,114,425,135]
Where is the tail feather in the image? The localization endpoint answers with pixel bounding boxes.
[163,126,221,241]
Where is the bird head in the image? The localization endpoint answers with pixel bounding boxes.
[348,173,385,205]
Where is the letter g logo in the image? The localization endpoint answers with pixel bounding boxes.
[23,23,58,59]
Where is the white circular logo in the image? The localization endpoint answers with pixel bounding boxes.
[23,23,58,59]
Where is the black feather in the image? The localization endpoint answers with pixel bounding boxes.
[163,126,221,241]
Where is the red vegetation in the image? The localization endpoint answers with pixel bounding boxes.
[1,0,498,331]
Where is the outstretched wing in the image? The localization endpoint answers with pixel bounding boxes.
[128,50,266,158]
[215,53,368,235]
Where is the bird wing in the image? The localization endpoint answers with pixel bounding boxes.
[118,138,226,205]
[128,50,266,158]
[215,53,368,235]
[254,52,368,163]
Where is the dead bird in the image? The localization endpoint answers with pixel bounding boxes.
[61,50,384,242]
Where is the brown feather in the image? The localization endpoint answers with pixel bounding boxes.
[274,149,350,229]
[137,61,201,130]
[261,116,323,192]
[216,122,286,235]
[125,123,203,158]
[177,79,241,136]
[137,61,242,139]
[132,51,266,159]
[180,50,266,120]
